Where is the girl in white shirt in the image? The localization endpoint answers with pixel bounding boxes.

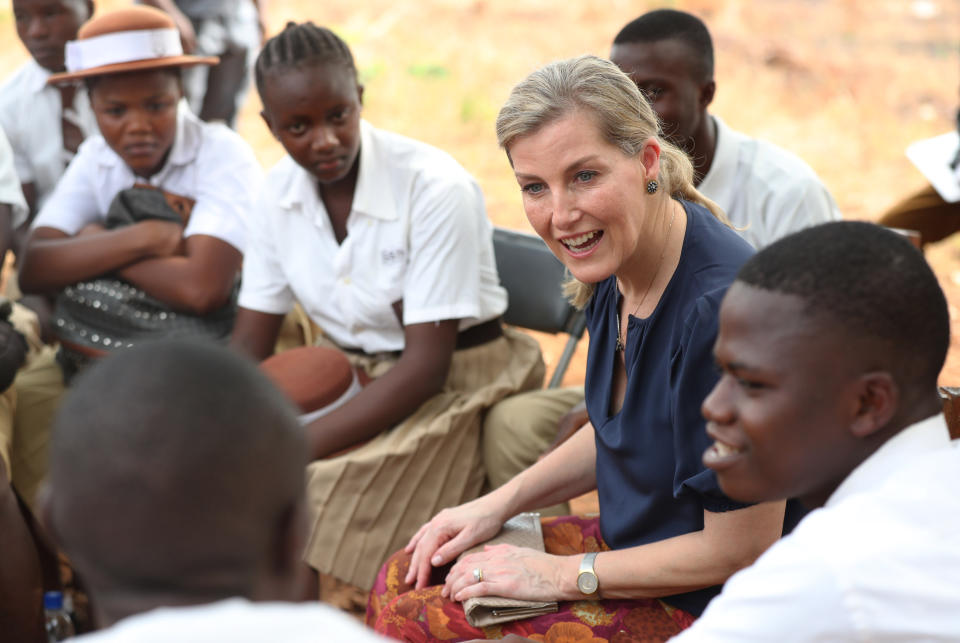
[20,6,260,366]
[230,22,544,592]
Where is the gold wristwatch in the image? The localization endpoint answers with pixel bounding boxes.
[577,552,599,595]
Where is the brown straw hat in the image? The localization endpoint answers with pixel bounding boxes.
[48,5,218,85]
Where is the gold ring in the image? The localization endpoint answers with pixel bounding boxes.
[472,567,483,583]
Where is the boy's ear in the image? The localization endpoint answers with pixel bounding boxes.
[849,371,899,439]
[357,83,365,107]
[698,79,716,111]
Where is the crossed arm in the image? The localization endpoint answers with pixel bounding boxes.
[19,224,241,315]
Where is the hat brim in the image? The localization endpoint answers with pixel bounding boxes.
[48,54,219,85]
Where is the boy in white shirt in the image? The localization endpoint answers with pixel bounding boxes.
[1,0,97,219]
[676,221,960,641]
[41,339,387,641]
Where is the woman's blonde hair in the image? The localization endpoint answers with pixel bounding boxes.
[496,54,729,308]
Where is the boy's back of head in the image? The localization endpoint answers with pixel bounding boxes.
[43,340,307,623]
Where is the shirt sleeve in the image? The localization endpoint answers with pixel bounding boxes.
[0,99,34,186]
[236,184,295,316]
[671,533,851,642]
[31,140,102,234]
[670,288,752,512]
[401,173,486,325]
[0,127,28,228]
[184,128,262,252]
[764,171,842,244]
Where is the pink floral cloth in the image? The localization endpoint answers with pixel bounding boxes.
[367,515,695,641]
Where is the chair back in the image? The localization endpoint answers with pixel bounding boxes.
[492,227,586,387]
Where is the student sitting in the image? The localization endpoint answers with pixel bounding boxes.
[0,125,59,512]
[229,22,544,596]
[672,221,960,640]
[19,5,261,375]
[39,340,388,641]
[1,0,97,222]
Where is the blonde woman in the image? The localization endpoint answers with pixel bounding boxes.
[368,56,800,641]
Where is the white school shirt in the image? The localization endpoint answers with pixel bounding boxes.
[698,116,841,249]
[673,414,960,642]
[33,103,260,253]
[0,59,98,211]
[240,121,507,354]
[75,598,390,642]
[0,127,28,228]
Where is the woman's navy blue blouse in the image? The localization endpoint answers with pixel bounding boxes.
[584,199,755,616]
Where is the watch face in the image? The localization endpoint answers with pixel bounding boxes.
[577,572,598,594]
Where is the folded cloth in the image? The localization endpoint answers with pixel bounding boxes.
[459,512,559,627]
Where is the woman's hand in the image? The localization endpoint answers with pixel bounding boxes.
[404,495,506,589]
[444,544,577,603]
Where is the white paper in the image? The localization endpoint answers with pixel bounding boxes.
[905,131,960,203]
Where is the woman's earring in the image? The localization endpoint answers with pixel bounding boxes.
[646,180,659,194]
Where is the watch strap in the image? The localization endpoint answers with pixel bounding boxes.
[577,552,599,595]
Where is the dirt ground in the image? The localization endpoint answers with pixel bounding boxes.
[0,0,958,379]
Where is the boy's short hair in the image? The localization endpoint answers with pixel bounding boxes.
[737,221,949,389]
[612,9,714,81]
[46,340,306,594]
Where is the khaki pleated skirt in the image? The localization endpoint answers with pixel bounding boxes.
[302,326,545,589]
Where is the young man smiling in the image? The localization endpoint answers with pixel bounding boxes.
[673,220,960,640]
[610,9,841,249]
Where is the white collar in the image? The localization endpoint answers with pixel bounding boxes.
[696,115,745,201]
[351,120,398,221]
[277,120,399,222]
[827,413,951,507]
[27,59,54,93]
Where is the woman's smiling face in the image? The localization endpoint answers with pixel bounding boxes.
[507,109,659,285]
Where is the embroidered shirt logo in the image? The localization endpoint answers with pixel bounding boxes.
[381,248,406,265]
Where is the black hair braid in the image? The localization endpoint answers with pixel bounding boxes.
[255,21,356,98]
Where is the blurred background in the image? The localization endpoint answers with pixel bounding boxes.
[2,0,958,384]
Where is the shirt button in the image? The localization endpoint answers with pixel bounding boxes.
[343,277,352,285]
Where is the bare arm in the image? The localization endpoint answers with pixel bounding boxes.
[18,223,182,295]
[115,235,241,315]
[0,204,13,266]
[304,317,459,459]
[19,183,36,222]
[493,420,597,516]
[230,306,286,361]
[404,422,598,589]
[447,501,786,603]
